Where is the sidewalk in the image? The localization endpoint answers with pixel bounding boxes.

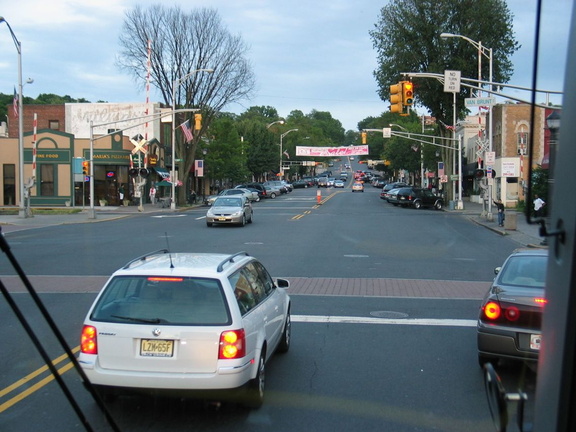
[0,199,546,247]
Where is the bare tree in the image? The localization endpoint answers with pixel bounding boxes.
[118,5,256,204]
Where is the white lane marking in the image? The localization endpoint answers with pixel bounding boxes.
[151,215,187,218]
[292,315,476,327]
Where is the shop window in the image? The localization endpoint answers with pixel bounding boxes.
[49,120,60,130]
[517,132,529,155]
[40,164,55,196]
[3,164,16,205]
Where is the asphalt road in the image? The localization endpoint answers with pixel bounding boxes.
[0,183,535,431]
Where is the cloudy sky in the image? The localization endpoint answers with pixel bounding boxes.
[0,0,571,131]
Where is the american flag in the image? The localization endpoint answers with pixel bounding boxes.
[179,120,193,142]
[13,87,18,118]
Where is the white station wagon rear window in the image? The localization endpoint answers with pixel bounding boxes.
[90,276,231,326]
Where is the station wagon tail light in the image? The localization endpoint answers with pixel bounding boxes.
[483,301,501,320]
[81,325,98,354]
[534,297,547,305]
[147,277,184,282]
[219,329,246,359]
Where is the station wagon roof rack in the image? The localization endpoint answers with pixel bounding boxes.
[217,251,250,272]
[122,249,170,269]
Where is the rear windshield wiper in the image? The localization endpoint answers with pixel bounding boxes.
[111,315,167,324]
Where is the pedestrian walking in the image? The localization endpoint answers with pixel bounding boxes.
[493,199,505,227]
[149,185,156,205]
[119,184,125,205]
[534,194,546,217]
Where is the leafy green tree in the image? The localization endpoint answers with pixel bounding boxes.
[370,0,519,194]
[370,0,518,124]
[205,117,250,187]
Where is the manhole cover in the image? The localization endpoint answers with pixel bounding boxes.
[370,311,409,319]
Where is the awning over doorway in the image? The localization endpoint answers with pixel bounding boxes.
[153,167,171,180]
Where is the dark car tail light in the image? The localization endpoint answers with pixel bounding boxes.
[219,329,246,359]
[481,300,543,328]
[483,301,501,320]
[81,325,98,354]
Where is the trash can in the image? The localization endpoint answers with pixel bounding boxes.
[449,200,455,210]
[504,212,517,230]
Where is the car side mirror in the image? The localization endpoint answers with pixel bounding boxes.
[494,267,501,275]
[484,362,530,432]
[276,278,290,289]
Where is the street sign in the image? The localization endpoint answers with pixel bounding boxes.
[444,70,461,93]
[485,151,496,165]
[450,174,460,181]
[487,166,493,178]
[465,97,496,107]
[382,128,391,138]
[440,175,448,183]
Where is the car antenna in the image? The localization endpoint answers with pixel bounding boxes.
[164,232,174,268]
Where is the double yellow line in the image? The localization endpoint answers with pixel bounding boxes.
[0,346,80,413]
[291,190,343,220]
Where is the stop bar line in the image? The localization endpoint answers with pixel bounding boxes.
[292,315,476,327]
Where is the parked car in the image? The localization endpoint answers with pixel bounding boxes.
[79,250,291,408]
[292,179,310,188]
[395,187,444,210]
[352,182,364,192]
[235,183,266,199]
[226,187,259,202]
[380,182,410,200]
[206,196,253,227]
[477,248,548,366]
[263,185,280,198]
[263,181,289,194]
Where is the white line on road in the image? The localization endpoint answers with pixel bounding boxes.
[292,315,476,327]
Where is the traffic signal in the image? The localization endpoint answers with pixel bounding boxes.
[139,168,149,177]
[403,81,414,106]
[82,160,89,176]
[194,113,202,130]
[361,132,367,144]
[474,169,485,179]
[389,82,403,114]
[129,168,139,178]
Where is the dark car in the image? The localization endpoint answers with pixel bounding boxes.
[477,248,548,367]
[380,182,409,200]
[395,187,444,210]
[235,183,266,199]
[292,179,311,188]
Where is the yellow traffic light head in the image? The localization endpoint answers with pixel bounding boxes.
[389,82,403,113]
[403,82,414,106]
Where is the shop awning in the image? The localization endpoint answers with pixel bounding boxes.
[153,167,171,180]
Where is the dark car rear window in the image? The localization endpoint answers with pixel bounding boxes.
[90,276,231,325]
[498,255,547,288]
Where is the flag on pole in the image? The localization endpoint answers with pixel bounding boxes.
[13,87,18,118]
[179,120,193,142]
[283,150,290,159]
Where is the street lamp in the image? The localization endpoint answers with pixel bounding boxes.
[1,17,28,218]
[279,129,298,180]
[267,120,285,129]
[441,32,494,216]
[171,68,214,210]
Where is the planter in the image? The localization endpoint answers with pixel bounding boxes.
[470,195,481,203]
[65,200,71,207]
[123,199,130,206]
[99,200,107,207]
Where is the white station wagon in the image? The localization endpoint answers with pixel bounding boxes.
[79,250,291,408]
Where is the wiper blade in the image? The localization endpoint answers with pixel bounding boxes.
[111,315,166,324]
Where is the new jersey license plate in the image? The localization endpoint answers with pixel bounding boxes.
[530,334,541,351]
[140,339,174,357]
